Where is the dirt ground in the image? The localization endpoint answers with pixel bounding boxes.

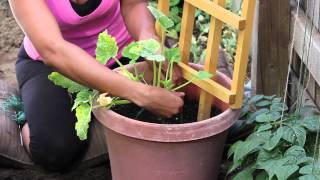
[0,1,21,87]
[0,1,112,179]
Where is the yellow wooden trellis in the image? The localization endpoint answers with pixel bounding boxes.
[157,0,256,121]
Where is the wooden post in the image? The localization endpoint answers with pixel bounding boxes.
[251,0,290,96]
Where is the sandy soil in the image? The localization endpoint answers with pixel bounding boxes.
[0,1,22,87]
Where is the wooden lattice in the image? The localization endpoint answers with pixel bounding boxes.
[157,0,256,121]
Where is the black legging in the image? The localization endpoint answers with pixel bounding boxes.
[16,46,129,171]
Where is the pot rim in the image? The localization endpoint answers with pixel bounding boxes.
[93,63,240,142]
[94,107,240,142]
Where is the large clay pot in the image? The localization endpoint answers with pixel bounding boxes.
[93,63,240,180]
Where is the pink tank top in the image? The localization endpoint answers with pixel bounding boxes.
[23,0,133,66]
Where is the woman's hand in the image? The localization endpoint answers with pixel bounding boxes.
[131,85,185,118]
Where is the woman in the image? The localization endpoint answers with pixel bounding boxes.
[9,0,184,171]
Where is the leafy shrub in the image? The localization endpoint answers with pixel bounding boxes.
[228,95,320,180]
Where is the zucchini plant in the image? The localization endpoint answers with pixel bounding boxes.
[48,7,213,140]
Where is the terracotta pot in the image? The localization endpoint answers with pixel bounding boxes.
[93,63,240,180]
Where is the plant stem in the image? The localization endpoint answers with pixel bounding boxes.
[153,61,157,86]
[157,62,162,87]
[114,57,125,68]
[114,100,131,105]
[165,61,171,82]
[133,64,139,79]
[114,57,131,75]
[172,78,195,91]
[169,61,174,82]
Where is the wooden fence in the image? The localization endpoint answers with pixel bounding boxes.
[290,0,320,109]
[252,0,320,110]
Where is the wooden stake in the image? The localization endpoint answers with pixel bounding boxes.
[197,0,225,121]
[230,0,256,109]
[179,2,196,64]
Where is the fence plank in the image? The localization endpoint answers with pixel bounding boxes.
[293,9,320,86]
[301,0,320,32]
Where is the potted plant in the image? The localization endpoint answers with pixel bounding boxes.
[49,7,240,180]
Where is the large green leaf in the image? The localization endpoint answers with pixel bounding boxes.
[48,72,88,93]
[72,90,96,110]
[263,127,283,151]
[146,54,165,62]
[292,125,307,146]
[257,159,278,180]
[302,116,320,132]
[256,112,280,123]
[128,39,163,62]
[96,31,119,65]
[122,41,140,61]
[284,146,307,165]
[258,157,298,180]
[257,124,273,133]
[140,39,161,53]
[285,146,306,159]
[233,165,255,180]
[257,149,281,162]
[248,94,264,104]
[256,171,269,180]
[256,100,271,107]
[75,103,92,140]
[274,164,299,180]
[281,126,296,143]
[299,163,320,176]
[299,175,320,180]
[228,141,243,158]
[257,146,305,180]
[234,131,271,164]
[246,108,269,124]
[147,6,174,30]
[271,102,288,112]
[227,159,242,175]
[164,48,181,63]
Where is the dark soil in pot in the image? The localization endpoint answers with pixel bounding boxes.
[111,98,222,124]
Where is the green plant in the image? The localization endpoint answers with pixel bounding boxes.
[227,95,320,180]
[149,0,240,63]
[2,95,25,125]
[48,7,213,140]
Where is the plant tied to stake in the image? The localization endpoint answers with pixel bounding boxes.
[48,6,213,140]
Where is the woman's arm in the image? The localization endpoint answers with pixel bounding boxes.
[120,0,158,41]
[121,0,182,83]
[9,0,183,117]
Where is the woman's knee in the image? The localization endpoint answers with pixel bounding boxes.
[29,128,88,171]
